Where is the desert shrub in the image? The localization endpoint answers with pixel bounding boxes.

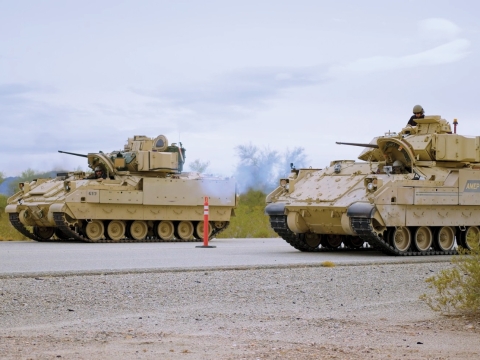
[420,245,480,315]
[217,189,277,238]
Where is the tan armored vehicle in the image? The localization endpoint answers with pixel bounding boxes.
[6,135,236,242]
[265,116,480,256]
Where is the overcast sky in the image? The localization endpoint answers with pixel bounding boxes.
[1,0,479,177]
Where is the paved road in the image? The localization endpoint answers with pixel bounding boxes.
[0,238,453,277]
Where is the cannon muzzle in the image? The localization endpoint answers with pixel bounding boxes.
[58,150,88,158]
[336,142,379,149]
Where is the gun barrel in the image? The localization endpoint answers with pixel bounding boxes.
[58,150,88,158]
[335,142,379,149]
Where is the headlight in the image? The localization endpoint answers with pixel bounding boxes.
[367,182,374,191]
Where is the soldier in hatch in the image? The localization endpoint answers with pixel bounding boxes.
[392,160,406,174]
[407,104,425,126]
[88,166,107,179]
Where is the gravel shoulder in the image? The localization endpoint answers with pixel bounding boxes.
[1,262,479,359]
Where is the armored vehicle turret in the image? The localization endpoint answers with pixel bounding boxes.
[265,116,480,256]
[6,135,236,242]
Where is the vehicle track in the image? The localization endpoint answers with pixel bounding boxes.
[269,214,458,256]
[9,213,228,243]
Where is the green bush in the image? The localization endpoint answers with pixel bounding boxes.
[217,189,277,238]
[420,245,480,315]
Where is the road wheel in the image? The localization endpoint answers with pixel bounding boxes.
[195,221,212,239]
[84,220,104,241]
[157,221,174,240]
[34,226,55,241]
[464,226,480,250]
[107,220,126,241]
[213,221,227,230]
[391,227,411,253]
[435,226,455,251]
[343,236,364,249]
[413,226,433,252]
[129,220,148,240]
[176,221,194,240]
[304,233,321,248]
[321,234,343,249]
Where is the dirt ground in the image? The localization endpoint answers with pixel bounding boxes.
[1,262,479,359]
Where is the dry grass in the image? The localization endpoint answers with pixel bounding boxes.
[0,215,28,240]
[321,261,336,267]
[0,198,28,240]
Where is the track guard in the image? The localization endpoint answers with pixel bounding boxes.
[265,203,286,216]
[347,202,377,218]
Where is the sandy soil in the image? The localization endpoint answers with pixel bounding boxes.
[1,262,479,359]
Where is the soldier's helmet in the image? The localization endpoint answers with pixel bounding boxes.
[413,105,424,114]
[392,160,404,173]
[94,166,104,176]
